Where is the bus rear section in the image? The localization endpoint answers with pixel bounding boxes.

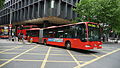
[41,22,102,50]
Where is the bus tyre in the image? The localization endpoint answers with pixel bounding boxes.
[44,40,47,45]
[65,42,71,49]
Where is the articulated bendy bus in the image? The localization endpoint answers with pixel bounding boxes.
[27,22,102,50]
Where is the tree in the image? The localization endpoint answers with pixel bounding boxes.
[73,0,120,33]
[0,0,5,8]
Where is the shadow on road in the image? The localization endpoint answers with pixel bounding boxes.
[71,48,98,54]
[46,44,98,54]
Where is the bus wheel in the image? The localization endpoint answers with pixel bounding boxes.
[65,42,71,49]
[43,40,47,45]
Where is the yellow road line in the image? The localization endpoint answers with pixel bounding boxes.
[21,53,44,55]
[10,49,28,50]
[102,47,117,49]
[14,59,43,62]
[47,60,84,63]
[1,52,45,55]
[74,48,120,68]
[0,49,5,50]
[96,49,116,51]
[0,45,39,67]
[0,46,16,48]
[41,47,51,68]
[51,47,61,49]
[1,52,70,56]
[1,51,99,57]
[0,59,43,62]
[67,50,81,68]
[49,54,64,55]
[0,46,22,53]
[1,52,20,54]
[91,54,99,57]
[51,50,63,51]
[100,50,109,53]
[0,48,12,49]
[102,48,116,50]
[0,59,84,63]
[0,47,15,48]
[0,49,9,50]
[0,59,8,61]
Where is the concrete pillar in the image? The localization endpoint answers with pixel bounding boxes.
[43,0,46,17]
[57,0,61,16]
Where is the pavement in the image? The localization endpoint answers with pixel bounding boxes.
[0,39,120,68]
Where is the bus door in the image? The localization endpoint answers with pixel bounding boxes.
[39,29,43,43]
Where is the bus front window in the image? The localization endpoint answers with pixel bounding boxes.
[88,24,101,41]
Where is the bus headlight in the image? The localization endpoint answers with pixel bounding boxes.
[85,45,91,47]
[99,45,102,47]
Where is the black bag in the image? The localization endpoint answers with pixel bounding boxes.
[12,38,14,41]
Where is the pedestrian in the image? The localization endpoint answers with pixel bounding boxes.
[21,34,25,44]
[8,35,12,41]
[18,33,21,41]
[11,33,15,41]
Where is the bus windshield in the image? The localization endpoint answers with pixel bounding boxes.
[88,24,101,41]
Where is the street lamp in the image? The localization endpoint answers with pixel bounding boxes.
[9,7,15,40]
[9,8,12,38]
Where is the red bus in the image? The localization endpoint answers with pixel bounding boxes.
[27,22,102,50]
[17,25,38,39]
[0,26,9,39]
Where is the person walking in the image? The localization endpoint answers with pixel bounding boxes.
[18,33,21,41]
[21,34,25,44]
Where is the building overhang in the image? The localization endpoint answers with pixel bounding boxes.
[12,16,72,26]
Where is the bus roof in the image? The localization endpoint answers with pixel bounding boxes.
[43,22,98,29]
[42,22,84,29]
[27,22,98,30]
[26,28,41,30]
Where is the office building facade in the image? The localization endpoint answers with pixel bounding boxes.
[0,0,80,25]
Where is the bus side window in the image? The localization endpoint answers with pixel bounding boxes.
[43,30,48,38]
[75,24,86,41]
[59,35,63,38]
[57,30,64,38]
[48,34,55,38]
[47,30,55,38]
[64,33,71,38]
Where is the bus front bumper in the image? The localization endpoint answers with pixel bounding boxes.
[79,45,102,50]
